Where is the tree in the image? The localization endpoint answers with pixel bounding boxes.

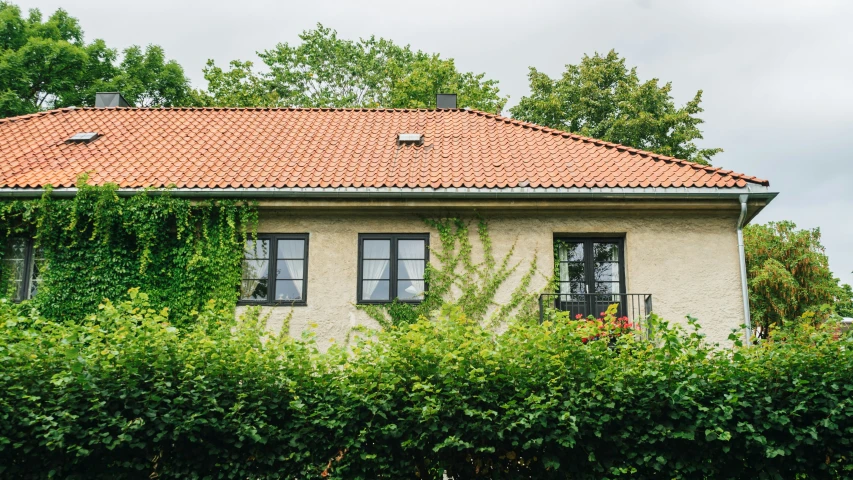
[101,45,194,107]
[744,221,853,336]
[198,59,278,108]
[836,283,853,318]
[201,24,506,112]
[510,50,721,165]
[0,2,194,117]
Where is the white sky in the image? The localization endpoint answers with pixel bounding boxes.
[17,0,853,286]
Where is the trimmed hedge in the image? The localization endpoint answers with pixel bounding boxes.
[1,291,851,479]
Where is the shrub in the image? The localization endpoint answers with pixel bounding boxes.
[1,291,851,479]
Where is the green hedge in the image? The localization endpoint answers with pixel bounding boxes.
[1,291,851,479]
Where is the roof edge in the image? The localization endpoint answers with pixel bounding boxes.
[0,185,777,200]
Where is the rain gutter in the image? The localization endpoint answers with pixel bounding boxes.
[0,185,777,201]
[736,194,753,346]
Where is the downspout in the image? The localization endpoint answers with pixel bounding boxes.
[736,194,752,346]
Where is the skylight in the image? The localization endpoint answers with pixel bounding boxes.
[397,133,423,145]
[67,132,99,144]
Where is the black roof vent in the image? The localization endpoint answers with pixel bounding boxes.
[67,132,99,144]
[436,93,457,109]
[95,92,130,108]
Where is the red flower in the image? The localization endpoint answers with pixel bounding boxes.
[575,314,583,320]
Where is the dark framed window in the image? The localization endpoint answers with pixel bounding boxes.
[358,234,429,304]
[2,238,43,302]
[554,236,626,317]
[239,234,309,305]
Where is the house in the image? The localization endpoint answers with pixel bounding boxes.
[0,94,775,345]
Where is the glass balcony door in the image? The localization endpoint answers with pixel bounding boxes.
[556,238,626,318]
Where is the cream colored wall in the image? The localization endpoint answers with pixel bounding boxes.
[235,209,745,348]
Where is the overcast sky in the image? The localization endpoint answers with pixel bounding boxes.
[18,0,853,286]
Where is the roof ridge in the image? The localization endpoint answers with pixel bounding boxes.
[65,106,468,112]
[464,109,768,186]
[0,107,78,125]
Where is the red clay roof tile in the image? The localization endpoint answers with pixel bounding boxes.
[0,107,769,190]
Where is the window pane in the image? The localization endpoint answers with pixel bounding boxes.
[241,260,269,279]
[2,261,25,300]
[244,239,270,259]
[397,259,425,280]
[559,262,585,283]
[398,239,425,259]
[29,252,45,299]
[594,282,620,294]
[559,281,587,295]
[397,280,425,300]
[274,280,303,301]
[276,260,303,280]
[240,278,268,300]
[593,243,619,263]
[5,238,27,259]
[362,259,389,280]
[594,262,620,282]
[362,280,389,300]
[363,240,390,259]
[2,263,25,301]
[277,239,304,259]
[557,241,584,262]
[3,239,29,301]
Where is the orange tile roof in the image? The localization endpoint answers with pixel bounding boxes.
[0,107,769,190]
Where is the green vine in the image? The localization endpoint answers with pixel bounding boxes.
[0,177,257,326]
[360,216,543,329]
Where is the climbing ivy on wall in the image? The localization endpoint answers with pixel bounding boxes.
[359,216,543,328]
[0,179,257,325]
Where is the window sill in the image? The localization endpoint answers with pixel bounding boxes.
[237,301,308,307]
[356,300,424,306]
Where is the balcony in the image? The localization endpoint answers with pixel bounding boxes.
[538,293,653,333]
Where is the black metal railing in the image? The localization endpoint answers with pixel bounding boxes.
[538,293,653,334]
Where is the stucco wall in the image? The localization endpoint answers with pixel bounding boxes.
[235,209,745,348]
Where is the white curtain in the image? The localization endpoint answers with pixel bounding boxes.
[558,244,571,298]
[399,260,424,280]
[559,262,570,297]
[240,239,268,299]
[241,279,261,298]
[399,260,425,298]
[277,260,302,279]
[240,260,267,299]
[398,240,424,298]
[362,261,389,299]
[363,240,390,300]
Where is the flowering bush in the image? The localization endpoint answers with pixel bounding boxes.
[549,303,638,344]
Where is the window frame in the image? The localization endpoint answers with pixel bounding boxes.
[554,234,627,296]
[2,237,38,303]
[238,233,310,307]
[357,233,430,305]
